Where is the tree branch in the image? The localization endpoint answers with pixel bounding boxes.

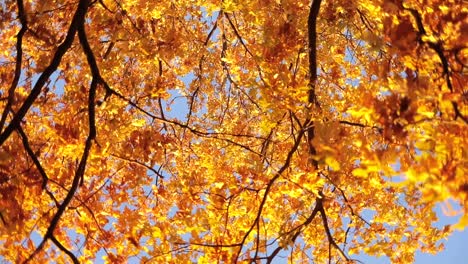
[307,0,322,107]
[266,202,321,263]
[235,119,310,261]
[318,200,349,262]
[404,7,467,123]
[110,154,164,179]
[248,1,324,262]
[16,125,48,189]
[50,235,79,264]
[23,1,93,262]
[0,0,90,146]
[16,125,60,207]
[0,0,28,133]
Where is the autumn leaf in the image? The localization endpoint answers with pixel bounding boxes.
[0,0,466,263]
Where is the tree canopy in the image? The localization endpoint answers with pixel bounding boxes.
[0,0,466,263]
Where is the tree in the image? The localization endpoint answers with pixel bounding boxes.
[0,0,466,262]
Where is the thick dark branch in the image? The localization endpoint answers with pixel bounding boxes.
[16,125,48,189]
[0,0,28,133]
[16,125,60,206]
[50,235,79,264]
[28,118,95,260]
[253,216,261,261]
[306,0,322,171]
[318,200,349,262]
[73,18,101,184]
[78,16,101,95]
[25,119,94,263]
[256,1,323,262]
[25,125,93,263]
[77,26,97,139]
[24,2,92,262]
[0,0,90,146]
[204,13,220,46]
[307,0,322,106]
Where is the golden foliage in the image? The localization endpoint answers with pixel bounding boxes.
[0,0,466,263]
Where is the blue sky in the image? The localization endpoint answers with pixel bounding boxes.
[414,203,467,264]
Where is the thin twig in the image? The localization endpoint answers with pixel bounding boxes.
[0,0,28,133]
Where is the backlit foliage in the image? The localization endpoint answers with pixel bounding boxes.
[0,0,466,263]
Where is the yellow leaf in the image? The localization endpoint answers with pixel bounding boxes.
[151,9,162,19]
[455,214,468,230]
[352,168,368,178]
[213,182,224,189]
[131,119,146,127]
[325,156,341,170]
